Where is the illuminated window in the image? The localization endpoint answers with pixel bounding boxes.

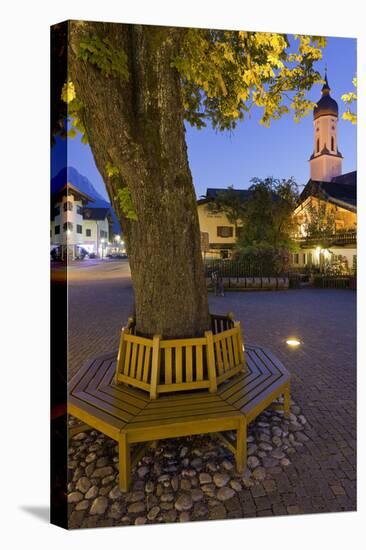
[217,226,234,238]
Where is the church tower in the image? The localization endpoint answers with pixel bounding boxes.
[309,73,343,182]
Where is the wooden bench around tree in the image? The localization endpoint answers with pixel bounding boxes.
[68,342,290,492]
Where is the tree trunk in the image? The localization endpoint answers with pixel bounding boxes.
[68,21,210,338]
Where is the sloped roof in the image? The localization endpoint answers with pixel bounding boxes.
[298,171,357,212]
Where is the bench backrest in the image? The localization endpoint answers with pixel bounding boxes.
[115,319,245,399]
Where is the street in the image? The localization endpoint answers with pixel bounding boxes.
[67,259,356,517]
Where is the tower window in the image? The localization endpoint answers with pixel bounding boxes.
[331,136,335,151]
[316,139,320,153]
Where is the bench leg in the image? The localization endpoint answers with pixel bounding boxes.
[235,416,247,473]
[119,432,131,493]
[283,382,291,419]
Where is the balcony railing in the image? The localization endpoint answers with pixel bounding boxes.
[295,230,357,247]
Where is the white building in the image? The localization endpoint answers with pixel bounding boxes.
[51,182,113,260]
[292,73,357,273]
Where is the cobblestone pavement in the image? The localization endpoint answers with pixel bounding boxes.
[67,260,356,523]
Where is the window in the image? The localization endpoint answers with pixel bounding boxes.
[331,136,335,151]
[63,222,73,232]
[77,205,83,214]
[303,253,307,265]
[63,201,73,211]
[236,226,244,239]
[316,138,320,153]
[293,253,299,265]
[77,224,82,234]
[53,206,60,217]
[217,226,233,238]
[55,225,60,235]
[100,229,108,239]
[86,229,91,237]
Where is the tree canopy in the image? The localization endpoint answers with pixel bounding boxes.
[51,23,327,337]
[342,76,357,125]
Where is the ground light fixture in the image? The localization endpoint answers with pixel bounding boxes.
[285,338,302,347]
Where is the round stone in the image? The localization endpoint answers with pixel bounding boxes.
[179,511,190,522]
[171,476,179,492]
[90,496,108,515]
[213,472,230,487]
[217,487,235,501]
[109,485,122,500]
[147,506,160,521]
[75,500,90,511]
[191,458,203,469]
[68,491,83,503]
[160,492,174,503]
[128,502,146,514]
[92,466,113,478]
[127,491,145,503]
[271,449,286,459]
[252,467,266,481]
[281,458,291,467]
[179,446,188,458]
[193,502,208,517]
[191,488,204,502]
[230,480,242,492]
[272,426,282,437]
[102,475,115,486]
[76,477,92,494]
[247,456,260,469]
[145,480,155,493]
[73,432,88,441]
[85,452,97,463]
[272,436,282,447]
[259,442,273,452]
[137,466,149,478]
[174,493,193,512]
[247,444,258,456]
[221,459,234,471]
[108,502,124,519]
[85,485,98,500]
[180,479,191,491]
[199,472,212,485]
[96,456,109,468]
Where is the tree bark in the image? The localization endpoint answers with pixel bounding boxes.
[68,21,210,338]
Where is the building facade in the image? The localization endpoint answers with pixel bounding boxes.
[291,74,357,273]
[51,183,113,260]
[197,189,248,258]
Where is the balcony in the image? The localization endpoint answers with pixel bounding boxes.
[294,230,356,248]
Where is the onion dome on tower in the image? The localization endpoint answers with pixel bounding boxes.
[313,73,339,120]
[309,71,343,182]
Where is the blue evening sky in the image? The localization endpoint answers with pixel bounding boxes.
[52,35,356,201]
